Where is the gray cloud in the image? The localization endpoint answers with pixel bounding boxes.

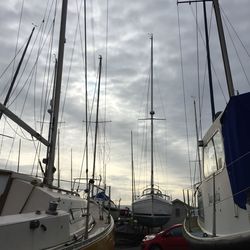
[0,0,250,206]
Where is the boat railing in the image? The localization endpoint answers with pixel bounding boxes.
[140,186,171,200]
[71,177,102,192]
[50,185,80,196]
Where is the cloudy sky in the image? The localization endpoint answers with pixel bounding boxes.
[0,0,250,205]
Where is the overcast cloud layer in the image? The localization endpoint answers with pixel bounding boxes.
[0,0,250,205]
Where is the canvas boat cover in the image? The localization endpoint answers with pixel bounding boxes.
[221,92,250,209]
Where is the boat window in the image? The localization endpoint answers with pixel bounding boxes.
[203,131,224,178]
[213,132,224,170]
[204,139,217,177]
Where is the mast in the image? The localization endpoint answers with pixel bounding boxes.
[212,0,234,98]
[84,0,89,187]
[71,148,73,191]
[85,55,102,239]
[203,0,216,122]
[92,55,102,183]
[57,129,60,188]
[131,131,135,203]
[149,34,154,193]
[45,0,68,186]
[177,0,235,106]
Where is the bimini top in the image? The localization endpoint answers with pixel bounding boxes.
[221,92,250,209]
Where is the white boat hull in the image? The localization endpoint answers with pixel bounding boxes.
[183,94,250,249]
[0,170,115,250]
[132,194,172,227]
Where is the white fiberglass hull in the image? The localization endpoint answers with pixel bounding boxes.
[0,170,114,250]
[132,194,172,227]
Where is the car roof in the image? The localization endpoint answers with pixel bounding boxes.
[165,223,183,231]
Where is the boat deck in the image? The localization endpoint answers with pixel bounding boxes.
[184,216,211,238]
[89,200,113,236]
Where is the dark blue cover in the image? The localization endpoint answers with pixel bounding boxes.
[93,191,110,201]
[221,92,250,209]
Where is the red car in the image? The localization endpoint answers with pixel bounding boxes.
[141,224,189,250]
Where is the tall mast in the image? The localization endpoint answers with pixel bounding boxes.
[85,56,102,239]
[213,0,234,98]
[45,0,68,186]
[57,129,60,188]
[92,55,102,182]
[131,131,135,203]
[177,0,235,101]
[84,0,89,187]
[203,0,216,122]
[150,34,154,193]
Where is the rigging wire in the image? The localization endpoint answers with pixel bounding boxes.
[7,21,57,136]
[90,0,96,72]
[39,12,58,141]
[192,2,200,187]
[0,44,26,99]
[135,69,149,193]
[3,116,34,169]
[7,26,41,107]
[0,120,7,155]
[153,72,168,191]
[138,72,150,189]
[31,0,57,176]
[102,0,110,188]
[0,41,25,158]
[189,5,227,113]
[11,0,24,83]
[1,3,56,171]
[77,0,108,191]
[38,0,57,133]
[3,24,44,167]
[77,59,99,191]
[0,0,24,157]
[33,0,57,176]
[221,9,250,88]
[195,2,202,140]
[177,6,193,189]
[60,0,84,127]
[71,0,93,192]
[220,8,250,59]
[3,1,57,170]
[83,0,89,193]
[30,0,54,145]
[7,1,57,110]
[31,65,56,175]
[57,0,84,180]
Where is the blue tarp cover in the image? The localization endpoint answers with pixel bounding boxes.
[221,92,250,209]
[93,191,110,201]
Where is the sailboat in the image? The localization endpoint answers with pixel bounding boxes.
[178,0,250,249]
[0,1,114,249]
[132,34,172,228]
